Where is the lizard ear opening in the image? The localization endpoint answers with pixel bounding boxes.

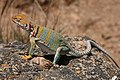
[28,22,34,31]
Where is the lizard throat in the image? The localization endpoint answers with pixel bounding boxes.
[31,26,39,37]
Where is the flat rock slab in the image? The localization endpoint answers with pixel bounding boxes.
[0,37,120,80]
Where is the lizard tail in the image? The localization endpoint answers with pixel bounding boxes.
[90,40,120,69]
[68,40,92,57]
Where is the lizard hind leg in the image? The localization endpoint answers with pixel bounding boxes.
[53,46,69,64]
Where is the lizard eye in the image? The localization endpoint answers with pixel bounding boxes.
[25,24,28,27]
[16,18,21,22]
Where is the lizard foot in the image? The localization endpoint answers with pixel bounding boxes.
[21,55,32,60]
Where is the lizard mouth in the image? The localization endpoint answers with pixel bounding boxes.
[12,19,16,23]
[12,20,25,29]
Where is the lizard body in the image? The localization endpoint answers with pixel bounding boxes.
[12,14,91,64]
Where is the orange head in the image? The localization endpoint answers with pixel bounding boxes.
[12,14,33,32]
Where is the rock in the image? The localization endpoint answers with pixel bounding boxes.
[30,57,53,70]
[0,36,120,80]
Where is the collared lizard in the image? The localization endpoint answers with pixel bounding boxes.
[12,13,120,69]
[12,13,92,64]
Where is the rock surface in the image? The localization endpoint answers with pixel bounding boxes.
[0,37,120,80]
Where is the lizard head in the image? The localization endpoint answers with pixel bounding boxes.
[12,14,33,32]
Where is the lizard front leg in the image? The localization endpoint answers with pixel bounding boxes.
[21,37,38,60]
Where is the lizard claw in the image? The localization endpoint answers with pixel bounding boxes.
[21,55,32,60]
